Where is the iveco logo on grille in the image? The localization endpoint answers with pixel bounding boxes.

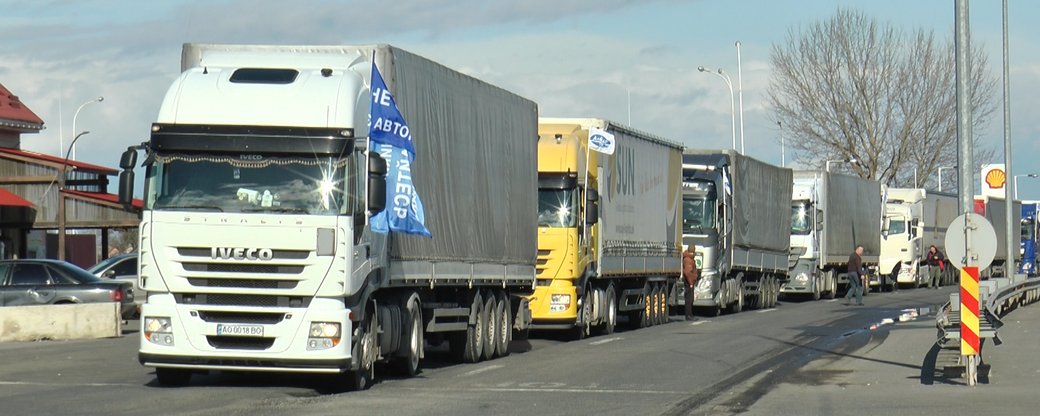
[211,247,275,261]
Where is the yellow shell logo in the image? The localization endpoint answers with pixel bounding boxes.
[985,168,1006,189]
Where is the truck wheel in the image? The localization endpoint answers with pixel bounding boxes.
[390,295,423,377]
[812,276,822,301]
[640,283,652,328]
[450,292,484,363]
[824,271,836,299]
[659,284,669,324]
[482,291,497,361]
[345,310,377,390]
[604,285,617,334]
[729,282,744,313]
[155,368,192,387]
[495,292,511,357]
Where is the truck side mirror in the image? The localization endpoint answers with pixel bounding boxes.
[585,187,599,225]
[367,152,388,214]
[815,209,824,231]
[119,147,138,170]
[586,201,599,225]
[118,170,135,207]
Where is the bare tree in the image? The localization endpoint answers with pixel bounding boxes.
[769,8,996,187]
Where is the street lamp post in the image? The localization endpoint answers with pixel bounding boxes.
[938,166,956,192]
[1014,174,1038,200]
[778,121,785,168]
[735,41,745,154]
[825,158,857,172]
[57,131,90,261]
[698,66,737,152]
[70,96,103,160]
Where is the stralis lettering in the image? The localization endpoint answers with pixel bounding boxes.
[211,247,275,261]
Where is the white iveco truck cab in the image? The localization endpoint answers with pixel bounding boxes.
[119,44,538,390]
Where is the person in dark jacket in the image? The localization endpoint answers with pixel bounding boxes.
[845,245,864,306]
[682,246,700,321]
[924,245,945,289]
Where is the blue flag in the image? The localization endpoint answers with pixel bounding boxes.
[369,62,432,237]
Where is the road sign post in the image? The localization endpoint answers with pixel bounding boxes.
[946,213,996,386]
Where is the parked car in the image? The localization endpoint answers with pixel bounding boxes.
[87,254,143,311]
[0,259,135,320]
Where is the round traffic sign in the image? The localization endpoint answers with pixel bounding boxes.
[945,213,998,270]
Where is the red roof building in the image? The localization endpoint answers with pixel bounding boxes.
[0,81,139,265]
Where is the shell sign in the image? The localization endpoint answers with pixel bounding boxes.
[981,164,1006,198]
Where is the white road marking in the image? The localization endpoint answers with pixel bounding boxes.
[0,381,138,387]
[689,320,709,326]
[757,308,777,314]
[461,364,503,377]
[400,386,685,395]
[589,337,622,346]
[825,299,840,303]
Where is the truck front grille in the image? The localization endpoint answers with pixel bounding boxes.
[178,248,310,260]
[207,336,275,350]
[188,278,299,289]
[183,263,304,274]
[174,293,312,308]
[198,311,286,325]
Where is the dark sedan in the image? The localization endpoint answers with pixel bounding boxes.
[0,259,135,320]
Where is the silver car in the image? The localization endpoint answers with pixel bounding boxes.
[0,259,135,320]
[87,254,143,307]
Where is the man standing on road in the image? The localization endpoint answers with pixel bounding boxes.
[682,246,700,321]
[845,245,865,306]
[924,245,944,289]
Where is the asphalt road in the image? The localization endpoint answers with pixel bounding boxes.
[4,285,1029,416]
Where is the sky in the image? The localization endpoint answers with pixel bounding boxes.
[2,0,1039,198]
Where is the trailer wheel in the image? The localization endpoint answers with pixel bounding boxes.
[450,291,484,363]
[390,294,423,377]
[495,292,511,357]
[641,283,652,328]
[482,291,497,361]
[604,285,617,334]
[155,368,192,387]
[659,284,669,324]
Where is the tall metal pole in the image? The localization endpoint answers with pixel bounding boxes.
[736,41,745,154]
[71,96,103,160]
[1002,0,1015,278]
[778,121,785,167]
[955,0,977,387]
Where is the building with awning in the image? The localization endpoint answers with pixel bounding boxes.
[0,81,141,267]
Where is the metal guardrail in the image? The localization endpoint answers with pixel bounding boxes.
[935,274,1040,381]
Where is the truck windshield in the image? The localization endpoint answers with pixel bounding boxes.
[538,188,578,227]
[683,196,716,234]
[146,154,353,215]
[887,218,907,235]
[791,202,812,235]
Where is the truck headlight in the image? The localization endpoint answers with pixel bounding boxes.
[550,294,571,306]
[795,273,809,283]
[308,322,342,350]
[144,317,174,346]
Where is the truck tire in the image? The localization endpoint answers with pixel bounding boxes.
[344,309,377,390]
[659,283,670,324]
[648,284,660,326]
[603,285,617,334]
[495,292,511,357]
[824,270,837,299]
[639,283,651,328]
[390,294,423,377]
[155,368,192,387]
[812,276,821,301]
[482,291,496,361]
[450,292,484,363]
[729,281,744,313]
